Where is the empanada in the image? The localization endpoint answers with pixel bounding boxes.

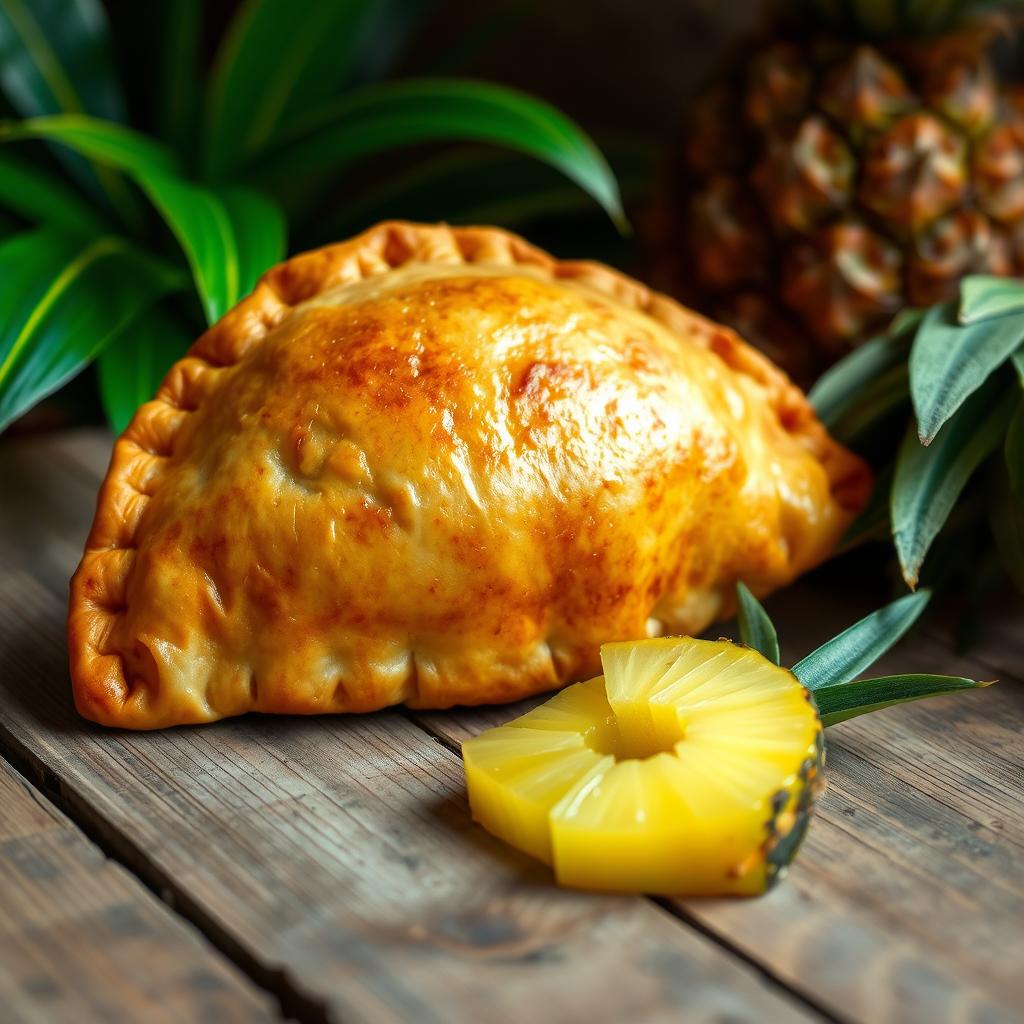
[69,222,870,729]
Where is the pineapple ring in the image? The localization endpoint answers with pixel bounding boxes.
[462,637,823,897]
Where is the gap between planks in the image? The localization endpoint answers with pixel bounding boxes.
[0,562,825,1022]
[9,427,1024,1022]
[0,749,280,1024]
[409,711,845,1023]
[0,735,327,1024]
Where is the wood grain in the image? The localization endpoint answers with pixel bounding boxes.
[9,427,1024,1023]
[418,583,1024,1023]
[0,755,275,1023]
[0,432,819,1024]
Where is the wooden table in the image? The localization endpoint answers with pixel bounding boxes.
[1,428,1022,1024]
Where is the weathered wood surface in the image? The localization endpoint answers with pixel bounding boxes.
[1,427,1023,1024]
[0,752,275,1023]
[0,430,816,1023]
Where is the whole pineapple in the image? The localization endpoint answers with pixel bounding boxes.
[658,0,1024,381]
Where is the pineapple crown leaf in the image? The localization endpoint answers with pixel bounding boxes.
[734,584,991,725]
[815,674,994,726]
[810,275,1024,591]
[736,582,781,665]
[792,588,930,687]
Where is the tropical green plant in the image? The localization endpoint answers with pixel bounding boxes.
[734,583,988,727]
[0,0,625,434]
[809,275,1024,598]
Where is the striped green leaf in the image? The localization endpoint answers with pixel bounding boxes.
[910,299,1024,444]
[829,361,910,446]
[0,114,179,176]
[135,173,286,324]
[0,116,286,324]
[735,582,780,665]
[792,590,931,690]
[0,228,184,433]
[156,0,201,153]
[0,0,127,207]
[98,310,193,434]
[250,79,627,232]
[0,150,105,233]
[959,275,1024,325]
[808,332,913,428]
[203,0,382,178]
[893,376,1016,587]
[815,673,991,727]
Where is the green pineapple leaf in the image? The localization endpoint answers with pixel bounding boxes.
[829,361,910,447]
[886,307,926,338]
[98,310,193,434]
[735,582,781,665]
[0,228,184,432]
[729,579,989,724]
[814,673,992,727]
[959,275,1024,325]
[910,300,1024,444]
[808,331,912,428]
[135,173,286,324]
[792,589,931,690]
[249,79,628,232]
[893,375,1016,587]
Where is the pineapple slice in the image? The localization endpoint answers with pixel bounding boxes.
[462,638,822,896]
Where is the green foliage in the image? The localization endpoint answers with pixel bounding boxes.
[248,80,627,233]
[98,311,193,435]
[0,228,183,432]
[732,584,987,724]
[814,673,991,727]
[792,590,931,689]
[893,379,1016,587]
[909,300,1024,444]
[815,274,1024,596]
[809,329,913,428]
[0,1,624,433]
[135,175,286,325]
[960,275,1024,325]
[735,582,781,665]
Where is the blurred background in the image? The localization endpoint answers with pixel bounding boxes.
[3,0,1024,613]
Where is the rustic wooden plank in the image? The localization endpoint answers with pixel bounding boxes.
[0,757,276,1023]
[417,582,1024,1023]
[19,428,1024,1021]
[0,441,822,1024]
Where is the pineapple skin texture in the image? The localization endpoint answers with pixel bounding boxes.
[462,639,823,898]
[658,25,1024,380]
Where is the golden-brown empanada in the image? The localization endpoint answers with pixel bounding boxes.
[69,222,870,729]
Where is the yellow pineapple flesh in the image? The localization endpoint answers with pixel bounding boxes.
[462,638,822,897]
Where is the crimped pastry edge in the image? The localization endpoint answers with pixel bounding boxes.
[68,220,869,726]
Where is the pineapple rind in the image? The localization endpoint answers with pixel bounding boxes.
[462,638,823,896]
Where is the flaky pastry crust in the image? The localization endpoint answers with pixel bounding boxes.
[69,221,870,728]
